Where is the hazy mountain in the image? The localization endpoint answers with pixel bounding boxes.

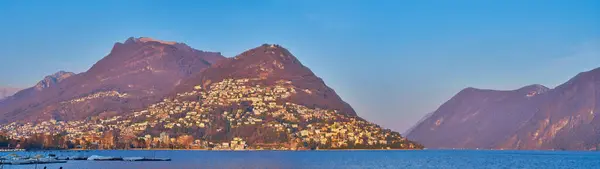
[34,71,75,91]
[0,87,21,100]
[0,37,225,123]
[407,68,600,150]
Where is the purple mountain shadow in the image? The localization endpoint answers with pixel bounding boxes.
[0,37,225,123]
[407,68,600,150]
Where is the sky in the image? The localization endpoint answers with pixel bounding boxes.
[0,0,598,133]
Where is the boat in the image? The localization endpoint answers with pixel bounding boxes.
[87,155,123,161]
[0,149,25,152]
[1,158,67,165]
[67,155,89,160]
[8,159,37,165]
[123,157,171,161]
[1,153,26,160]
[35,158,68,164]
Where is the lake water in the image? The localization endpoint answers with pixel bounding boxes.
[0,150,599,169]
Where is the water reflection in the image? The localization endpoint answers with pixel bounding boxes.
[0,150,599,169]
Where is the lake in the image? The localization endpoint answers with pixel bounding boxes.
[0,150,599,169]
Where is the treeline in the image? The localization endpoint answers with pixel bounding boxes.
[0,132,202,150]
[0,133,69,150]
[300,139,424,150]
[0,134,18,148]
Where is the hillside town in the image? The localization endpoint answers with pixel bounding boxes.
[0,78,422,150]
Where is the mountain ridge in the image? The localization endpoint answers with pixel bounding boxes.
[0,87,22,100]
[34,71,76,91]
[176,44,357,116]
[0,38,422,150]
[0,37,225,123]
[407,67,600,150]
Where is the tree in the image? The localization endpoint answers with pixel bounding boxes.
[102,131,119,149]
[120,133,138,149]
[177,135,194,149]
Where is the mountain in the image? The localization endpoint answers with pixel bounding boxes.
[407,68,600,150]
[0,43,422,150]
[176,44,357,116]
[0,87,21,100]
[0,37,225,123]
[34,71,75,90]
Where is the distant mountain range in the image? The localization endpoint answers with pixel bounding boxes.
[0,37,224,123]
[0,37,421,150]
[407,68,600,150]
[0,87,21,100]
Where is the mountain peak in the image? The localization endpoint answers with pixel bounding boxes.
[137,37,178,45]
[262,43,283,48]
[51,71,74,77]
[241,43,289,54]
[117,37,218,57]
[123,37,178,45]
[459,84,550,93]
[455,87,488,95]
[177,43,357,116]
[234,44,299,64]
[563,67,600,85]
[517,84,549,91]
[34,71,75,90]
[408,66,600,150]
[261,43,290,53]
[94,36,224,74]
[0,37,225,123]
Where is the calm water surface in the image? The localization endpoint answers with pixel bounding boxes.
[0,150,599,169]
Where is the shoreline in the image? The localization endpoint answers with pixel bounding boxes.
[62,149,594,152]
[23,148,424,152]
[6,149,597,152]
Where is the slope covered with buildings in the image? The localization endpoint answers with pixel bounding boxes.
[0,39,422,150]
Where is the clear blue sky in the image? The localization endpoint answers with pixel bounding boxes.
[0,0,598,132]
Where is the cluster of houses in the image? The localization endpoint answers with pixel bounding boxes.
[61,90,128,104]
[0,78,417,150]
[0,119,104,141]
